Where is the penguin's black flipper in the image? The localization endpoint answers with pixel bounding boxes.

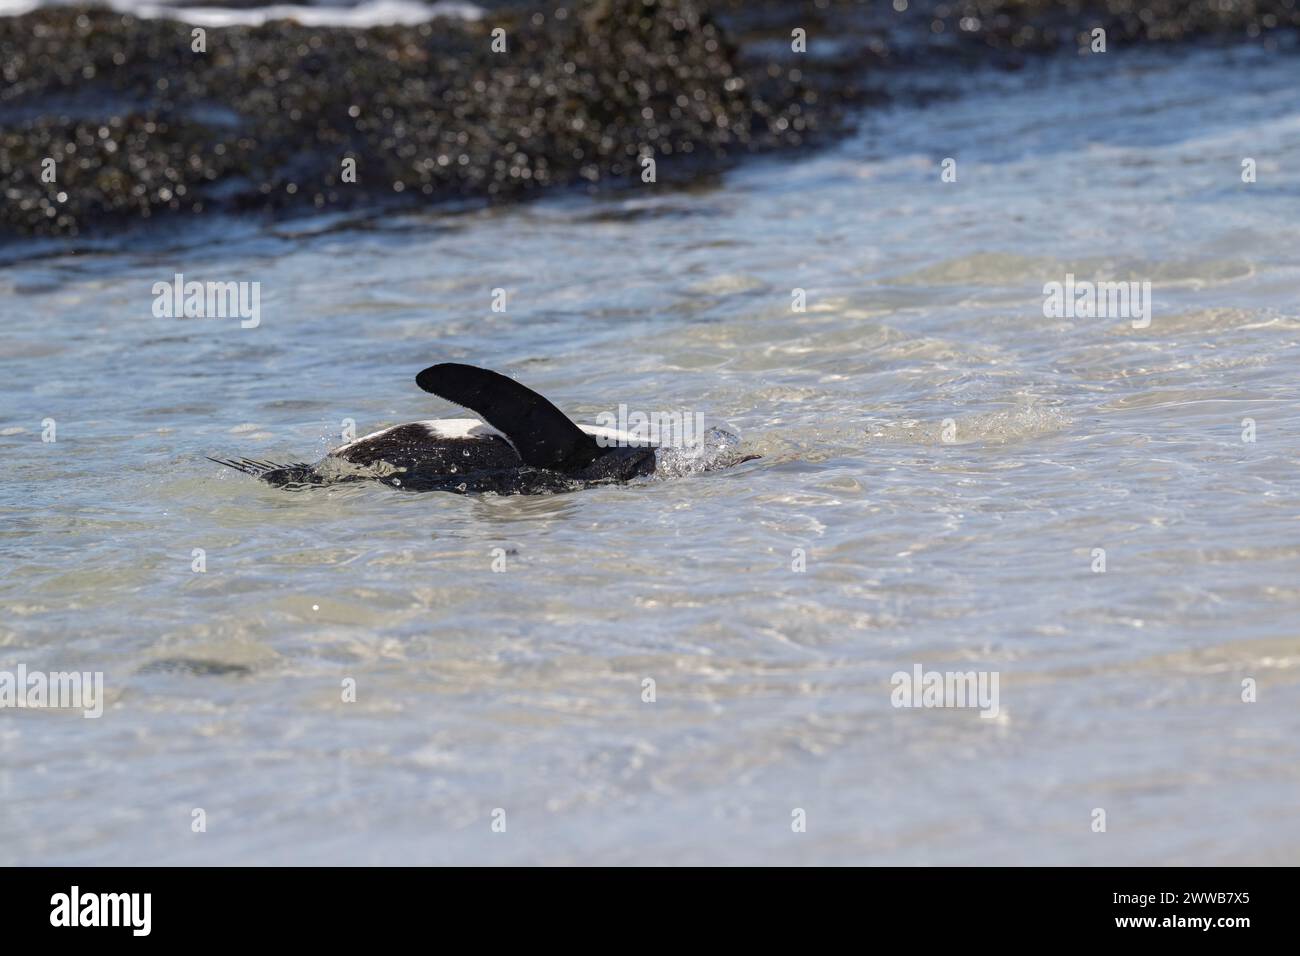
[415,363,601,472]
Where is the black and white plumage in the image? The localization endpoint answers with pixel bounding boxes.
[209,363,661,495]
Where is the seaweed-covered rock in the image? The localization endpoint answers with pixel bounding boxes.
[2,0,1298,238]
[0,1,827,237]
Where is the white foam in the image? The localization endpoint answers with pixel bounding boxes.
[653,426,750,478]
[0,1,484,27]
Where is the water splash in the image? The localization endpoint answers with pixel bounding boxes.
[653,426,756,478]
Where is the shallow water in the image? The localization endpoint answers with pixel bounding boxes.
[3,44,1299,865]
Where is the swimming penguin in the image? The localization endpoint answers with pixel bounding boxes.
[209,363,681,495]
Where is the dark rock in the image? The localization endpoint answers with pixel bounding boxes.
[0,1,831,238]
[1,0,1297,238]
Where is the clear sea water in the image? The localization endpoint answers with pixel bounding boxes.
[2,42,1298,864]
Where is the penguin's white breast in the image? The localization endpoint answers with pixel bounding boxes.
[332,419,507,454]
[335,418,655,454]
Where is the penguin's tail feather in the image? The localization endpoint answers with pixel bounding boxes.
[206,457,321,486]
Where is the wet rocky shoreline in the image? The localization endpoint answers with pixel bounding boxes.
[2,0,1297,239]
